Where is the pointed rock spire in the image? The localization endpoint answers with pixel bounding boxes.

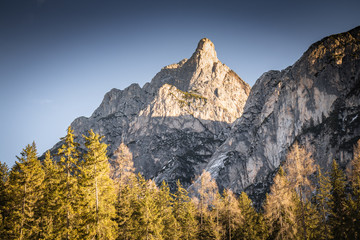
[191,38,218,66]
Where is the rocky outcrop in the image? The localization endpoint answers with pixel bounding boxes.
[61,38,250,190]
[50,27,360,203]
[204,26,360,203]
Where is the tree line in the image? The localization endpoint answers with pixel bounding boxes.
[0,127,359,239]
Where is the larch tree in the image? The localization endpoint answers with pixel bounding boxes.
[111,142,135,188]
[111,142,138,240]
[284,142,316,240]
[192,170,220,240]
[79,129,117,240]
[264,167,298,240]
[219,189,241,240]
[6,142,45,240]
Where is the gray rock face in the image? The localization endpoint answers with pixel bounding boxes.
[204,26,360,203]
[65,38,250,189]
[51,27,360,203]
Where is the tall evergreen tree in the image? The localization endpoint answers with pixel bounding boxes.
[137,177,163,240]
[157,181,177,239]
[264,167,298,240]
[6,142,45,240]
[173,180,198,240]
[348,139,360,238]
[0,161,9,237]
[236,192,267,240]
[328,160,350,239]
[56,126,81,240]
[314,167,332,240]
[79,129,117,240]
[38,151,61,239]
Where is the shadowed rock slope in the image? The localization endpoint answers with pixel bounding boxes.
[52,38,250,190]
[204,26,360,204]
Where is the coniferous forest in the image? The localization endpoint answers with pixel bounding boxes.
[1,127,360,240]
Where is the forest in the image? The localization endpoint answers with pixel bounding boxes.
[0,127,359,240]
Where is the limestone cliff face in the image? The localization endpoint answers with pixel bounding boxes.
[66,38,250,189]
[204,26,360,203]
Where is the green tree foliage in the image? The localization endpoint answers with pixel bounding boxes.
[314,167,332,240]
[235,192,267,240]
[328,160,350,239]
[157,181,178,239]
[38,151,61,239]
[137,177,163,240]
[6,142,45,240]
[173,180,198,240]
[0,161,9,236]
[5,130,360,239]
[79,129,117,239]
[56,126,81,239]
[348,139,360,238]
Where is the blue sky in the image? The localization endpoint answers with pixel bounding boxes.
[1,0,359,168]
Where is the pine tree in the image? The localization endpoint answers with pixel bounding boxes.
[137,177,163,240]
[6,142,45,239]
[284,142,316,239]
[37,151,61,239]
[264,167,298,240]
[157,181,177,239]
[348,139,360,238]
[314,167,332,240]
[56,126,81,240]
[115,176,142,240]
[328,160,350,239]
[173,180,198,240]
[79,129,117,240]
[236,192,267,240]
[0,161,9,237]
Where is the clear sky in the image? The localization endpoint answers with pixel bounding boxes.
[1,0,359,168]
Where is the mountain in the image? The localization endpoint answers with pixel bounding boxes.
[50,26,360,202]
[204,26,360,204]
[54,38,250,189]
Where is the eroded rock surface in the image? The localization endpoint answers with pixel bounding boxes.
[204,26,360,204]
[59,38,250,189]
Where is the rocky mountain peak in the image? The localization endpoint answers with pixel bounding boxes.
[190,38,218,67]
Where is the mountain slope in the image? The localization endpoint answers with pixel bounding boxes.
[204,26,360,203]
[62,38,250,189]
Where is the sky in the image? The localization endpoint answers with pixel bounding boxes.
[0,0,359,168]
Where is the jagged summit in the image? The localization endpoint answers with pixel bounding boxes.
[61,37,250,190]
[190,38,218,66]
[195,38,217,56]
